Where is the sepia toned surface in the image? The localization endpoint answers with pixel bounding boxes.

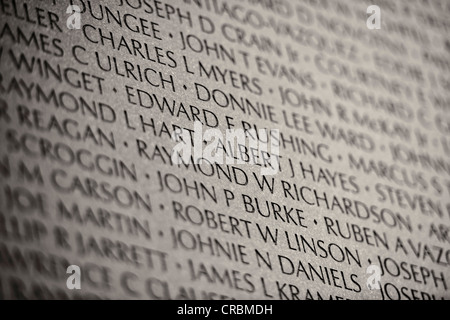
[0,0,449,300]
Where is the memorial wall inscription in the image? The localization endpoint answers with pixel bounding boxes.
[0,0,449,300]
